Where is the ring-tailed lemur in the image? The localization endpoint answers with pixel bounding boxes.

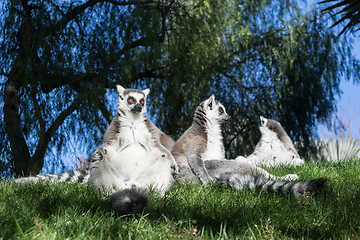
[171,95,230,185]
[89,85,178,216]
[235,116,304,167]
[171,95,327,196]
[12,85,178,216]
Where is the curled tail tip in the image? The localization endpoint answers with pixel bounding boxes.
[110,187,150,217]
[310,177,330,193]
[302,177,330,196]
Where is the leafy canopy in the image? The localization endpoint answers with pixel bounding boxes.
[0,0,359,176]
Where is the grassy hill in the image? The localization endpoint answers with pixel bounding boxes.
[1,160,360,239]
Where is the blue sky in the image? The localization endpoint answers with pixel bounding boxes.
[305,0,360,141]
[318,36,360,140]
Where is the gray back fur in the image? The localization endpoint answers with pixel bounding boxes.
[172,95,230,185]
[239,116,304,167]
[265,119,300,157]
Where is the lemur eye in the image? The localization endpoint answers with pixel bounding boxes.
[140,99,145,105]
[219,107,224,114]
[127,97,135,104]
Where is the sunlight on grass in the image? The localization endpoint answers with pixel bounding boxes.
[1,160,360,239]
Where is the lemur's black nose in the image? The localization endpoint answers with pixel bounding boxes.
[132,103,142,112]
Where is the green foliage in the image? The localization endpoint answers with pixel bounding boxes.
[312,137,360,162]
[1,0,359,176]
[215,4,360,157]
[1,160,360,239]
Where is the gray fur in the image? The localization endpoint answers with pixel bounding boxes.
[172,98,326,197]
[266,119,294,148]
[206,159,328,197]
[146,119,175,152]
[205,160,296,181]
[11,169,89,184]
[172,95,230,185]
[216,173,328,197]
[89,85,177,215]
[264,117,301,160]
[241,116,304,167]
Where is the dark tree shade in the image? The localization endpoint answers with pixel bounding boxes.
[1,0,359,177]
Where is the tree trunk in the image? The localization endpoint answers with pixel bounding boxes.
[3,77,32,177]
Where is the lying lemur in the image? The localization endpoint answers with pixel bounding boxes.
[171,95,327,197]
[235,116,304,167]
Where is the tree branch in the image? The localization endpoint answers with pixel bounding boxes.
[126,66,169,82]
[3,77,31,176]
[46,96,84,139]
[99,101,113,124]
[101,36,162,73]
[0,71,9,78]
[48,0,158,35]
[30,86,46,133]
[221,72,276,92]
[28,96,84,174]
[40,35,166,94]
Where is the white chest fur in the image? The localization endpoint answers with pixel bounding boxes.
[202,121,225,160]
[109,118,155,171]
[99,116,173,194]
[246,129,303,167]
[119,118,152,150]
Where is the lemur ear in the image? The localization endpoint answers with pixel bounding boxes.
[205,95,216,110]
[142,88,150,98]
[260,116,267,126]
[116,85,125,100]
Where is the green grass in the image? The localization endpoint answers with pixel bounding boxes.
[1,160,360,239]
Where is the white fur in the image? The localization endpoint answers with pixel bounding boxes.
[203,120,225,160]
[234,156,299,181]
[236,117,304,167]
[102,117,173,194]
[202,95,226,160]
[90,86,174,196]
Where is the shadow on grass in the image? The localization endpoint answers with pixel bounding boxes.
[145,182,349,239]
[2,162,360,239]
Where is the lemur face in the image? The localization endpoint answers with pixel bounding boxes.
[204,95,231,123]
[116,85,150,114]
[260,116,268,127]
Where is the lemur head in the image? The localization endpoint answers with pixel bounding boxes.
[259,116,287,142]
[116,85,150,115]
[202,95,231,123]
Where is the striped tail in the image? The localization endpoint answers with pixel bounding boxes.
[110,186,150,216]
[217,173,328,197]
[11,170,90,184]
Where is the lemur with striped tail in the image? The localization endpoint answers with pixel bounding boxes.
[12,85,178,216]
[171,95,327,197]
[89,85,178,215]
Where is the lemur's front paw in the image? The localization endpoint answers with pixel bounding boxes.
[91,146,106,162]
[200,176,214,186]
[162,153,179,174]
